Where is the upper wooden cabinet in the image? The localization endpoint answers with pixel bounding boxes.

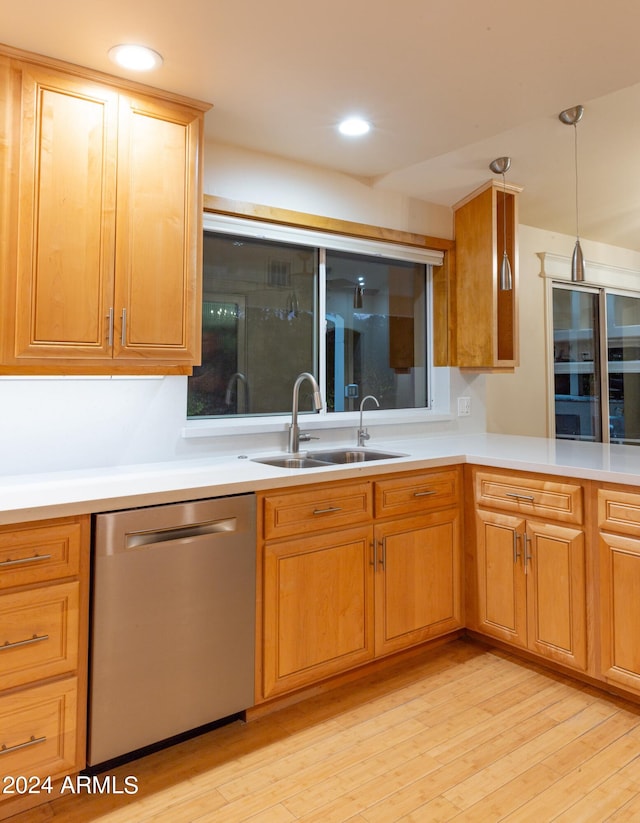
[452,180,522,371]
[0,50,209,374]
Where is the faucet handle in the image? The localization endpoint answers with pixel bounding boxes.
[357,428,371,446]
[299,432,320,443]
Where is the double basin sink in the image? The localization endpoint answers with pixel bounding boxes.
[252,448,407,469]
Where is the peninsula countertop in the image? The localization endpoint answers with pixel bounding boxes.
[2,433,640,526]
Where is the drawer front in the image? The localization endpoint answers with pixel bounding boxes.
[0,678,79,781]
[0,582,79,690]
[598,487,640,537]
[0,517,85,590]
[374,469,459,518]
[474,471,583,524]
[262,482,372,540]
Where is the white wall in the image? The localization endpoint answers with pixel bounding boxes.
[485,225,640,437]
[0,142,484,476]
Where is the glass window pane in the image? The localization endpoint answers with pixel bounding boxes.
[325,251,427,412]
[607,293,640,444]
[188,232,317,418]
[553,288,601,441]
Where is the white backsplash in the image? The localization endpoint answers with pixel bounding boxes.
[0,370,486,475]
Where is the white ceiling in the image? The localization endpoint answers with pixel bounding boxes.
[3,0,640,249]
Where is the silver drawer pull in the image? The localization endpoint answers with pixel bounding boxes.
[1,633,49,651]
[505,492,535,502]
[313,506,342,515]
[0,553,52,568]
[0,735,47,755]
[414,490,437,497]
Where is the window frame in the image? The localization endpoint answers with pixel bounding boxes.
[183,211,450,440]
[542,251,640,444]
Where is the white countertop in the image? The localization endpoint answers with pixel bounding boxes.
[2,433,640,526]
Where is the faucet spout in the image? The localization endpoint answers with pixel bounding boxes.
[357,395,380,446]
[288,372,323,453]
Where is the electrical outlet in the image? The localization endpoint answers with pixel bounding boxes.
[457,396,471,416]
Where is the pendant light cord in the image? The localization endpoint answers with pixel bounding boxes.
[574,123,580,241]
[502,171,508,254]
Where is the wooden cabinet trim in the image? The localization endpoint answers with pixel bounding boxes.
[474,469,583,525]
[0,581,80,690]
[598,486,640,537]
[374,467,460,518]
[261,481,372,541]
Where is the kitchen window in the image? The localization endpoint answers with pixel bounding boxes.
[552,283,640,444]
[187,215,442,421]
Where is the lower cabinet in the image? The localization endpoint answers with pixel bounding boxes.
[472,469,587,672]
[258,468,463,701]
[374,509,461,657]
[262,525,375,697]
[475,510,586,670]
[598,485,640,694]
[0,515,89,816]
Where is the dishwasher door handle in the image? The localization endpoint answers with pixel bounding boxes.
[125,518,238,549]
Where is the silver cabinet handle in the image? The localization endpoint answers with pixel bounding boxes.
[121,307,127,346]
[505,492,535,502]
[370,541,377,567]
[0,553,51,568]
[1,634,49,651]
[414,490,437,497]
[378,539,386,570]
[523,533,532,573]
[512,531,521,564]
[0,735,47,755]
[313,506,342,515]
[107,307,114,347]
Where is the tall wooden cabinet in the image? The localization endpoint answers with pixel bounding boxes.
[452,180,521,371]
[0,48,209,374]
[471,468,587,672]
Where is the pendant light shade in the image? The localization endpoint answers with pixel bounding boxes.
[489,156,512,291]
[559,105,585,282]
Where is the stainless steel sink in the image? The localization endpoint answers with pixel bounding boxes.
[308,448,406,463]
[252,448,406,469]
[252,456,331,469]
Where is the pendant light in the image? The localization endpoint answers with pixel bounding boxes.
[559,105,585,282]
[489,156,512,290]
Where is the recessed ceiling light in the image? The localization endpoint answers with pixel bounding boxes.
[338,117,371,137]
[108,44,163,72]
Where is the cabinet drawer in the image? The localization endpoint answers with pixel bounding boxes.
[0,677,79,781]
[374,469,459,518]
[0,517,85,590]
[598,487,640,537]
[474,470,583,524]
[261,482,372,540]
[0,582,79,690]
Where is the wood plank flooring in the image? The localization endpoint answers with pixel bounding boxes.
[10,638,640,823]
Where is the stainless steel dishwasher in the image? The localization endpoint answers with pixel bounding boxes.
[88,493,256,767]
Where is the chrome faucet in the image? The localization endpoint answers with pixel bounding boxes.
[357,395,379,446]
[288,372,323,453]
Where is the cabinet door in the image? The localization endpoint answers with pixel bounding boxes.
[475,509,527,647]
[262,526,374,698]
[525,520,586,671]
[374,509,462,657]
[113,94,202,363]
[599,531,640,692]
[13,64,117,360]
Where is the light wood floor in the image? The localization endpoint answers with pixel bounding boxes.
[11,639,640,823]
